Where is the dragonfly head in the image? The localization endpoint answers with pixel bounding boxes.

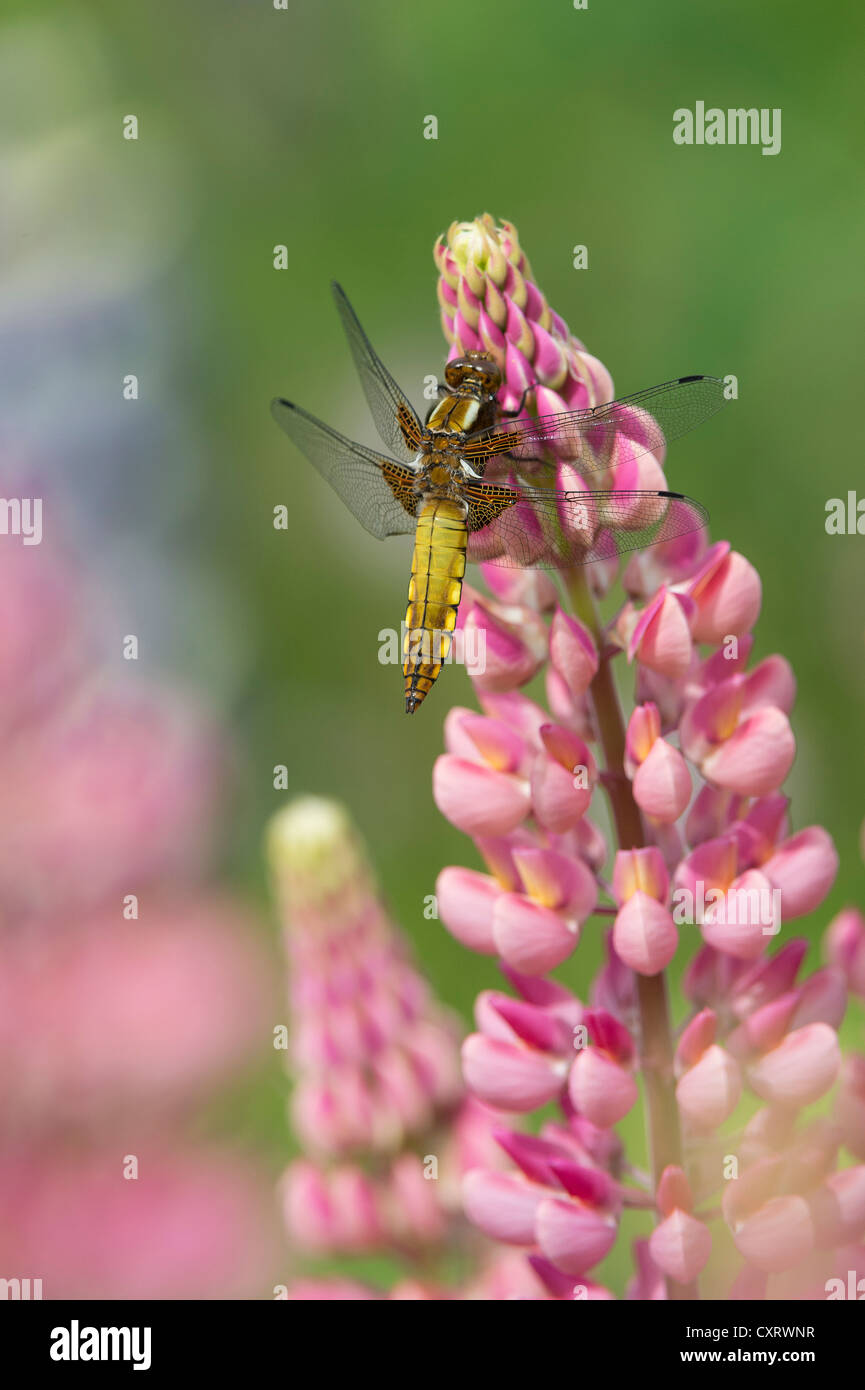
[443,351,502,398]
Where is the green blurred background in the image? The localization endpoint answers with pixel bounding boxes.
[6,0,863,1289]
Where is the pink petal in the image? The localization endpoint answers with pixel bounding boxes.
[612,893,678,975]
[689,549,762,644]
[462,1033,566,1111]
[763,827,839,920]
[747,1023,841,1108]
[676,1045,742,1130]
[701,706,795,797]
[435,866,500,954]
[493,893,579,975]
[649,1209,712,1283]
[548,608,599,696]
[632,739,692,823]
[568,1049,638,1127]
[731,1195,814,1273]
[433,755,530,836]
[535,1196,618,1274]
[462,1168,542,1244]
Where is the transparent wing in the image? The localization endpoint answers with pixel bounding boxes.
[270,398,419,540]
[331,282,424,461]
[462,479,709,569]
[463,376,727,473]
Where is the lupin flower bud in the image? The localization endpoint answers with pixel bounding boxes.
[435,215,612,413]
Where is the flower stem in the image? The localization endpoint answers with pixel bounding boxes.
[563,566,697,1301]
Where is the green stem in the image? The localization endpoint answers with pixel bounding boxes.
[564,567,697,1301]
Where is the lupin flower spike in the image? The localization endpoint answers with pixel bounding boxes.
[430,214,862,1301]
[271,794,514,1298]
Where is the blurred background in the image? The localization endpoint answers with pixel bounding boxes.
[1,0,862,1295]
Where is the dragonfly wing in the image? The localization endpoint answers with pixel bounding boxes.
[331,282,424,461]
[464,480,708,569]
[271,398,419,540]
[462,375,727,475]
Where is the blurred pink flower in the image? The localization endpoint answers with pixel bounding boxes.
[271,795,500,1291]
[0,687,224,917]
[0,511,279,1301]
[0,1148,276,1299]
[0,897,272,1129]
[0,539,91,742]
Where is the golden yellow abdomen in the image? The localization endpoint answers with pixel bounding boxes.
[404,497,468,713]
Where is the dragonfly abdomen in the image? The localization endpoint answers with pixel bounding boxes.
[403,497,467,714]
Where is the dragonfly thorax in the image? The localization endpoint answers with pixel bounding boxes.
[426,462,456,489]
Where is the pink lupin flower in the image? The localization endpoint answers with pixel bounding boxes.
[825,908,865,998]
[548,607,600,697]
[461,1030,567,1112]
[527,1256,615,1301]
[683,542,762,644]
[648,1168,712,1284]
[761,826,839,918]
[463,1128,620,1275]
[457,584,548,692]
[489,844,597,975]
[435,864,501,954]
[675,1009,742,1131]
[433,749,530,837]
[534,1187,618,1275]
[727,937,808,1018]
[612,847,678,975]
[627,702,692,824]
[0,539,91,743]
[616,588,696,681]
[0,1148,276,1300]
[462,1167,547,1245]
[271,796,492,1291]
[746,1023,842,1108]
[425,214,860,1300]
[833,1055,865,1159]
[272,798,464,1159]
[281,1160,382,1254]
[626,1239,668,1300]
[674,835,778,960]
[568,1008,639,1127]
[0,687,224,917]
[479,560,559,612]
[808,1165,865,1249]
[733,1196,816,1274]
[680,677,796,797]
[530,723,597,832]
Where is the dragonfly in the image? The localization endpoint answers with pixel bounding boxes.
[271,283,727,713]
